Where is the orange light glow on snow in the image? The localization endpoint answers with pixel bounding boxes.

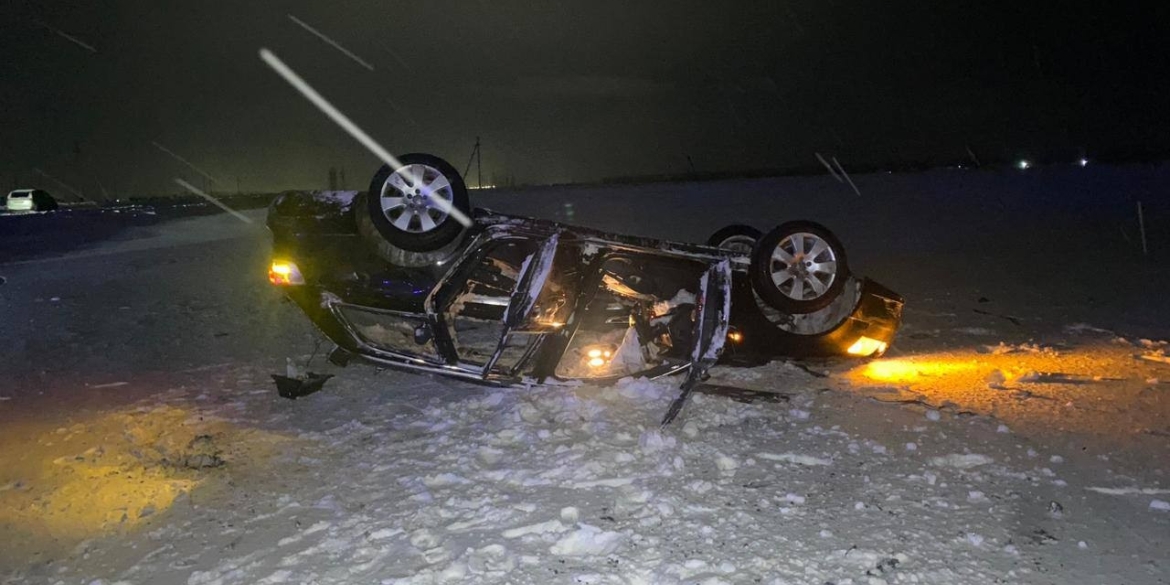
[859,358,979,384]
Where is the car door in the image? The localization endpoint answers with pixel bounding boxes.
[661,258,732,425]
[482,233,559,376]
[430,233,558,378]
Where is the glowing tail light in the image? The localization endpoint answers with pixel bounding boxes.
[847,336,888,357]
[268,260,305,286]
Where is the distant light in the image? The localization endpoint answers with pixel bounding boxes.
[1079,158,1089,167]
[1017,160,1031,170]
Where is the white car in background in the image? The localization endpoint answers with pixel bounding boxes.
[6,189,59,212]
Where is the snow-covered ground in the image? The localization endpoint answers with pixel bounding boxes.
[1,168,1168,584]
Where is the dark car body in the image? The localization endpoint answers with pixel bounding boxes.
[267,191,904,395]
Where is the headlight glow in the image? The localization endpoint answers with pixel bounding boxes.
[268,260,305,286]
[847,336,889,357]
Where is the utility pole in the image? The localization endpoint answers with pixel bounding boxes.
[464,137,482,189]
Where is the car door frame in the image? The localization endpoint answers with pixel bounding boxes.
[426,231,560,379]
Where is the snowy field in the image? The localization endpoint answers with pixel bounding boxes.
[1,166,1168,584]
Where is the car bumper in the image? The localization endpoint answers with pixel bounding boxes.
[721,277,904,364]
[812,278,904,357]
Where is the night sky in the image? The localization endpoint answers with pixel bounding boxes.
[2,1,1167,198]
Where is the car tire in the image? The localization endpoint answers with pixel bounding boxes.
[750,221,850,314]
[706,224,762,254]
[360,153,471,253]
[355,191,467,268]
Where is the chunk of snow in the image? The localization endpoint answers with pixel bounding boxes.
[925,410,941,421]
[549,525,624,556]
[502,520,567,539]
[639,430,676,453]
[1150,499,1170,511]
[423,473,471,487]
[687,480,715,494]
[715,454,738,473]
[1050,455,1064,464]
[560,507,579,523]
[368,527,403,541]
[466,544,516,574]
[409,528,442,549]
[930,453,993,469]
[570,477,636,488]
[966,533,984,546]
[757,452,832,466]
[905,442,918,451]
[477,447,504,466]
[1085,487,1170,496]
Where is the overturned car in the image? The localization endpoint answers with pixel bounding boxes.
[267,154,903,423]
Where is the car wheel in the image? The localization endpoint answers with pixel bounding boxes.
[361,153,471,253]
[355,191,468,268]
[750,221,850,314]
[706,224,762,255]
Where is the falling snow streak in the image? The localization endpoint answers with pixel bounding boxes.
[287,14,375,71]
[32,168,86,201]
[174,179,254,224]
[384,98,421,129]
[832,156,862,196]
[375,41,413,73]
[259,48,472,228]
[152,142,219,184]
[815,153,843,183]
[36,21,97,53]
